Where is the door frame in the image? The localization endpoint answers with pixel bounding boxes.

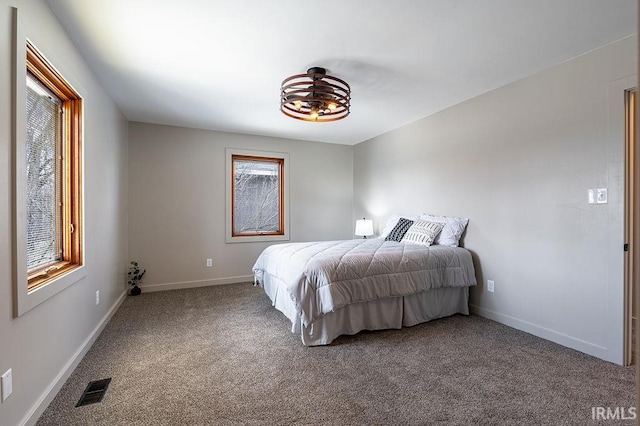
[624,88,636,366]
[607,75,636,365]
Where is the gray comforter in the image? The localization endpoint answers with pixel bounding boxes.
[252,239,477,327]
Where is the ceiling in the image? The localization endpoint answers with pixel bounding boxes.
[46,0,637,145]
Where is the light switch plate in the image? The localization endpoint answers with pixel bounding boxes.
[2,369,12,402]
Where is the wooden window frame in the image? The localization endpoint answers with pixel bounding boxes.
[231,155,285,237]
[225,148,289,243]
[25,41,83,292]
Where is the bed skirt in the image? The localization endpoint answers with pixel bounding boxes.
[258,271,470,346]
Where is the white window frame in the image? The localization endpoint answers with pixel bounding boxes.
[225,148,289,243]
[12,9,86,316]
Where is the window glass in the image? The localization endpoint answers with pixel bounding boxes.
[25,73,63,271]
[232,156,283,236]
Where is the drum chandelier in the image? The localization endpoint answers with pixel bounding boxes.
[280,67,351,122]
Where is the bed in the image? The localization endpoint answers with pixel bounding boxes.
[252,236,477,346]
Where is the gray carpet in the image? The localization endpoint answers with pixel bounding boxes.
[37,283,635,425]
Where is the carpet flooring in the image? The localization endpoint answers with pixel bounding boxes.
[36,283,635,425]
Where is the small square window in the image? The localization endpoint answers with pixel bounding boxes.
[226,149,289,243]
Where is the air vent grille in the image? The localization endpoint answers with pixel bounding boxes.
[75,378,111,407]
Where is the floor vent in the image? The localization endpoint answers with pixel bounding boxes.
[75,378,111,407]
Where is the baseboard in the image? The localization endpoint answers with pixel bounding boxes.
[139,275,254,293]
[21,290,127,426]
[469,304,609,362]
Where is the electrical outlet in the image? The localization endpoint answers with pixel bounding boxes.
[206,259,213,268]
[487,280,495,293]
[2,369,12,402]
[95,290,100,305]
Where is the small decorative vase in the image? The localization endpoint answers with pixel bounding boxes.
[130,285,141,296]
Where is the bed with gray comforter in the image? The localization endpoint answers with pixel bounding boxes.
[252,238,477,345]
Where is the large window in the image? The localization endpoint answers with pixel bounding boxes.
[12,35,85,316]
[226,149,289,243]
[24,41,83,292]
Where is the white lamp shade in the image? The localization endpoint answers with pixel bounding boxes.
[355,219,374,237]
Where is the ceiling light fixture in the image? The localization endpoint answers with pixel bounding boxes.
[280,67,350,122]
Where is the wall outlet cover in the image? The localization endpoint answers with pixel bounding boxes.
[1,369,12,402]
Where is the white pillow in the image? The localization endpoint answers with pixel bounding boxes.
[378,214,419,239]
[401,220,444,247]
[419,214,469,247]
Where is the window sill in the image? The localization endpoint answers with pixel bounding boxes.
[226,234,290,244]
[16,265,86,316]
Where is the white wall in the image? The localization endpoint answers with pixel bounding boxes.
[128,122,354,291]
[0,1,129,425]
[353,36,637,364]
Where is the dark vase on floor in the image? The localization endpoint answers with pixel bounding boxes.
[130,285,141,296]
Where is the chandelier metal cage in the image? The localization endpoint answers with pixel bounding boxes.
[280,67,351,122]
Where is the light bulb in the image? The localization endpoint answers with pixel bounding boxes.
[327,102,337,111]
[294,100,302,110]
[310,108,319,120]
